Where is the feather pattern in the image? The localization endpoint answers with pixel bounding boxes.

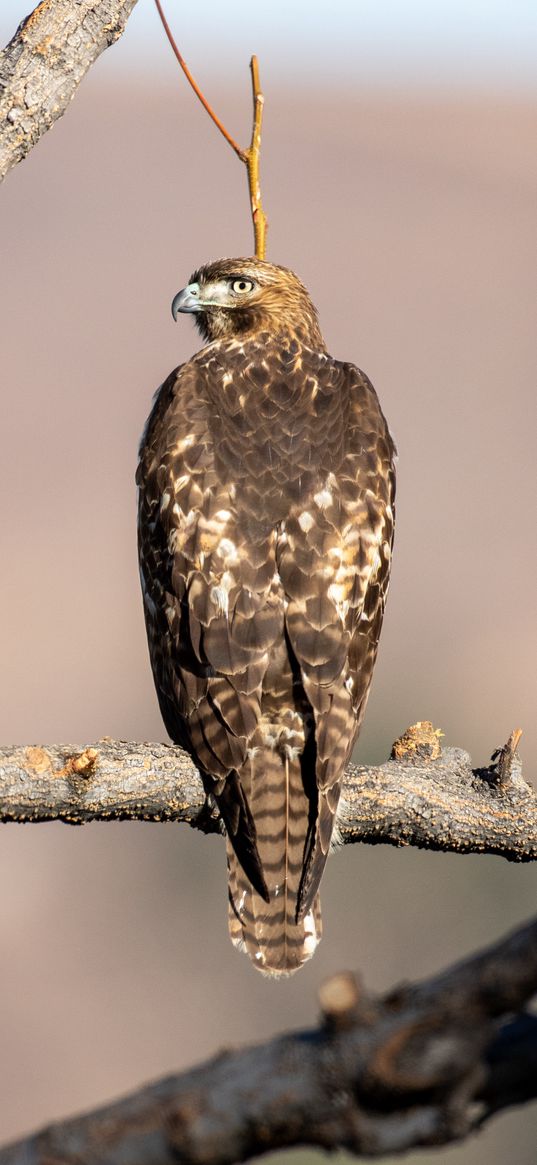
[228,744,322,977]
[137,257,395,974]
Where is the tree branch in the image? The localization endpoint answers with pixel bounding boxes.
[153,0,245,160]
[153,0,268,257]
[1,916,536,1163]
[246,54,267,260]
[1,725,535,864]
[0,0,139,183]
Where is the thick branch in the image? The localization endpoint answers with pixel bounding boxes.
[1,917,536,1162]
[0,726,535,863]
[0,0,139,183]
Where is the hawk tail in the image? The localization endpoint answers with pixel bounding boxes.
[227,748,322,977]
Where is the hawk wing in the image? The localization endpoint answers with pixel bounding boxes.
[276,360,396,917]
[137,361,285,901]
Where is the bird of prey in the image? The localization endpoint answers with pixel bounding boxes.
[137,257,395,976]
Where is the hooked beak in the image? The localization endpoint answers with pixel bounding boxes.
[171,283,202,320]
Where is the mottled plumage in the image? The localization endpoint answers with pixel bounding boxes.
[137,258,396,976]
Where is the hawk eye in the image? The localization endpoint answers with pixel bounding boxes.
[231,279,254,294]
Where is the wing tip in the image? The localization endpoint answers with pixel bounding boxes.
[217,771,270,903]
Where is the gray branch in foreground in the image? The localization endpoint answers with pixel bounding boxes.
[0,0,140,183]
[1,725,536,862]
[1,916,536,1163]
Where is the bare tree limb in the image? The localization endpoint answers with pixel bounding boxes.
[0,0,139,183]
[1,725,536,864]
[153,0,245,160]
[1,916,536,1163]
[153,0,268,257]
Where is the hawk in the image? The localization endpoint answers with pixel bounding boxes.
[137,258,395,976]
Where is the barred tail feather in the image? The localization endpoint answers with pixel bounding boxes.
[227,748,322,976]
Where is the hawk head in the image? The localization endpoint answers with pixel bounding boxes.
[171,257,323,346]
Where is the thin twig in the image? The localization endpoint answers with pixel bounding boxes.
[152,0,246,160]
[246,56,267,259]
[153,0,268,257]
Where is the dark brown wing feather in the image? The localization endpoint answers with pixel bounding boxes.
[275,362,396,918]
[137,357,280,901]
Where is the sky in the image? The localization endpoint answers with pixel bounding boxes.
[1,0,537,90]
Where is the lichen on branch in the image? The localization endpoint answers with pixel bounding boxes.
[0,0,140,183]
[1,725,535,866]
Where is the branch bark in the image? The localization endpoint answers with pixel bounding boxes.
[1,916,536,1163]
[1,725,535,864]
[0,0,139,183]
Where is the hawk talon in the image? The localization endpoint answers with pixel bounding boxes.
[192,796,222,836]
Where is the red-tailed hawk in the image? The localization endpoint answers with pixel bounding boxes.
[137,258,395,976]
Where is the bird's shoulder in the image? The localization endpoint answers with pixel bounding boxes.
[333,359,396,458]
[137,361,201,467]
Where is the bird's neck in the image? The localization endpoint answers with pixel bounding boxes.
[198,309,326,351]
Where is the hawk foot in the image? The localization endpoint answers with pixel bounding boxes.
[192,796,222,836]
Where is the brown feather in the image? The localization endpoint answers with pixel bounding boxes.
[228,747,321,975]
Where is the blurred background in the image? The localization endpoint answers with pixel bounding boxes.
[0,0,536,1159]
